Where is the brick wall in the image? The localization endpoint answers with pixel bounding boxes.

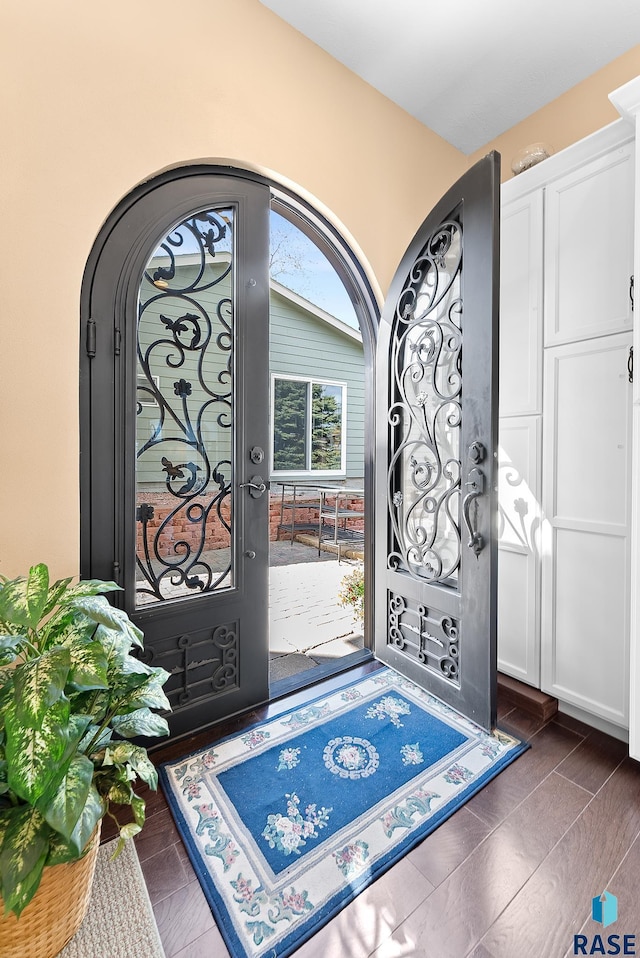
[136,490,363,554]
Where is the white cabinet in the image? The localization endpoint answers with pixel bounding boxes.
[497,417,541,685]
[541,334,632,726]
[497,190,544,686]
[500,191,544,417]
[498,117,635,732]
[544,144,634,347]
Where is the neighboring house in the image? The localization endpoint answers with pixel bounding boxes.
[269,279,364,486]
[136,257,364,491]
[135,255,365,555]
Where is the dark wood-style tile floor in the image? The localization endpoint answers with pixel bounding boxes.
[105,664,640,957]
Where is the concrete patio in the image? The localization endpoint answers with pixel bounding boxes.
[268,539,364,683]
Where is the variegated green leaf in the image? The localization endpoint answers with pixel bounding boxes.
[0,808,11,849]
[72,597,143,648]
[0,684,13,742]
[41,576,73,616]
[101,742,158,789]
[0,735,7,787]
[41,753,94,841]
[122,653,155,675]
[60,713,92,756]
[45,830,81,867]
[0,634,26,666]
[0,564,49,632]
[79,720,113,754]
[13,646,71,728]
[122,669,171,713]
[66,639,109,690]
[63,579,121,599]
[110,707,170,739]
[113,670,153,698]
[111,820,142,859]
[95,624,136,672]
[67,784,104,857]
[5,699,69,803]
[107,778,134,805]
[40,608,96,650]
[0,805,50,917]
[72,687,111,726]
[1,850,49,918]
[131,794,146,828]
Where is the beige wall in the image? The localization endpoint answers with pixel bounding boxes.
[0,0,464,580]
[470,45,640,179]
[1,2,639,582]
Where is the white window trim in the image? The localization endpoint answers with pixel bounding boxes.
[270,372,348,478]
[137,373,161,407]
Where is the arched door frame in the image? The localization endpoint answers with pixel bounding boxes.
[80,162,381,659]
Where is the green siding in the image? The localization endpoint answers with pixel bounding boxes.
[269,288,365,482]
[136,263,365,487]
[136,262,234,489]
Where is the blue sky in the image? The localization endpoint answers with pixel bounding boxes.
[149,208,360,330]
[270,211,359,329]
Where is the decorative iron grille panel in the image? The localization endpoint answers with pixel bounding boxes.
[135,208,235,605]
[139,622,238,708]
[387,216,463,583]
[387,591,460,685]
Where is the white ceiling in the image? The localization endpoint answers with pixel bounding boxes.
[259,0,640,154]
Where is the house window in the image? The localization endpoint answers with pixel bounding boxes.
[272,376,346,475]
[136,373,160,407]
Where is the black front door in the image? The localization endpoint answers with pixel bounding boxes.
[81,174,271,739]
[374,154,500,730]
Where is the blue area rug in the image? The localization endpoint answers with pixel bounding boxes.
[159,668,527,958]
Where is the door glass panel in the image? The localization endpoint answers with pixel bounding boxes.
[390,219,462,583]
[135,208,235,606]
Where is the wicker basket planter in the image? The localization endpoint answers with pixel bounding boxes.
[0,824,101,958]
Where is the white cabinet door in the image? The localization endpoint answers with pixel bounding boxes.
[541,333,632,726]
[500,192,543,417]
[497,417,541,685]
[498,191,543,685]
[544,143,634,347]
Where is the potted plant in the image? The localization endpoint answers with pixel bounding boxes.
[0,562,170,952]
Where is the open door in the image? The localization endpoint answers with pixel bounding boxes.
[374,153,500,730]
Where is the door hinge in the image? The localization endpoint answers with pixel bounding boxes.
[114,327,121,356]
[112,560,121,583]
[86,318,96,358]
[629,345,634,384]
[631,275,634,312]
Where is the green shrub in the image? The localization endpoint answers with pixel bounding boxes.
[338,565,365,624]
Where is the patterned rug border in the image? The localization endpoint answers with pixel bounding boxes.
[159,668,528,958]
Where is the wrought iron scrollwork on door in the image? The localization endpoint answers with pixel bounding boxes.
[135,208,236,604]
[388,592,460,684]
[387,216,463,583]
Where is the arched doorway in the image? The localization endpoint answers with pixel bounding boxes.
[80,165,379,740]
